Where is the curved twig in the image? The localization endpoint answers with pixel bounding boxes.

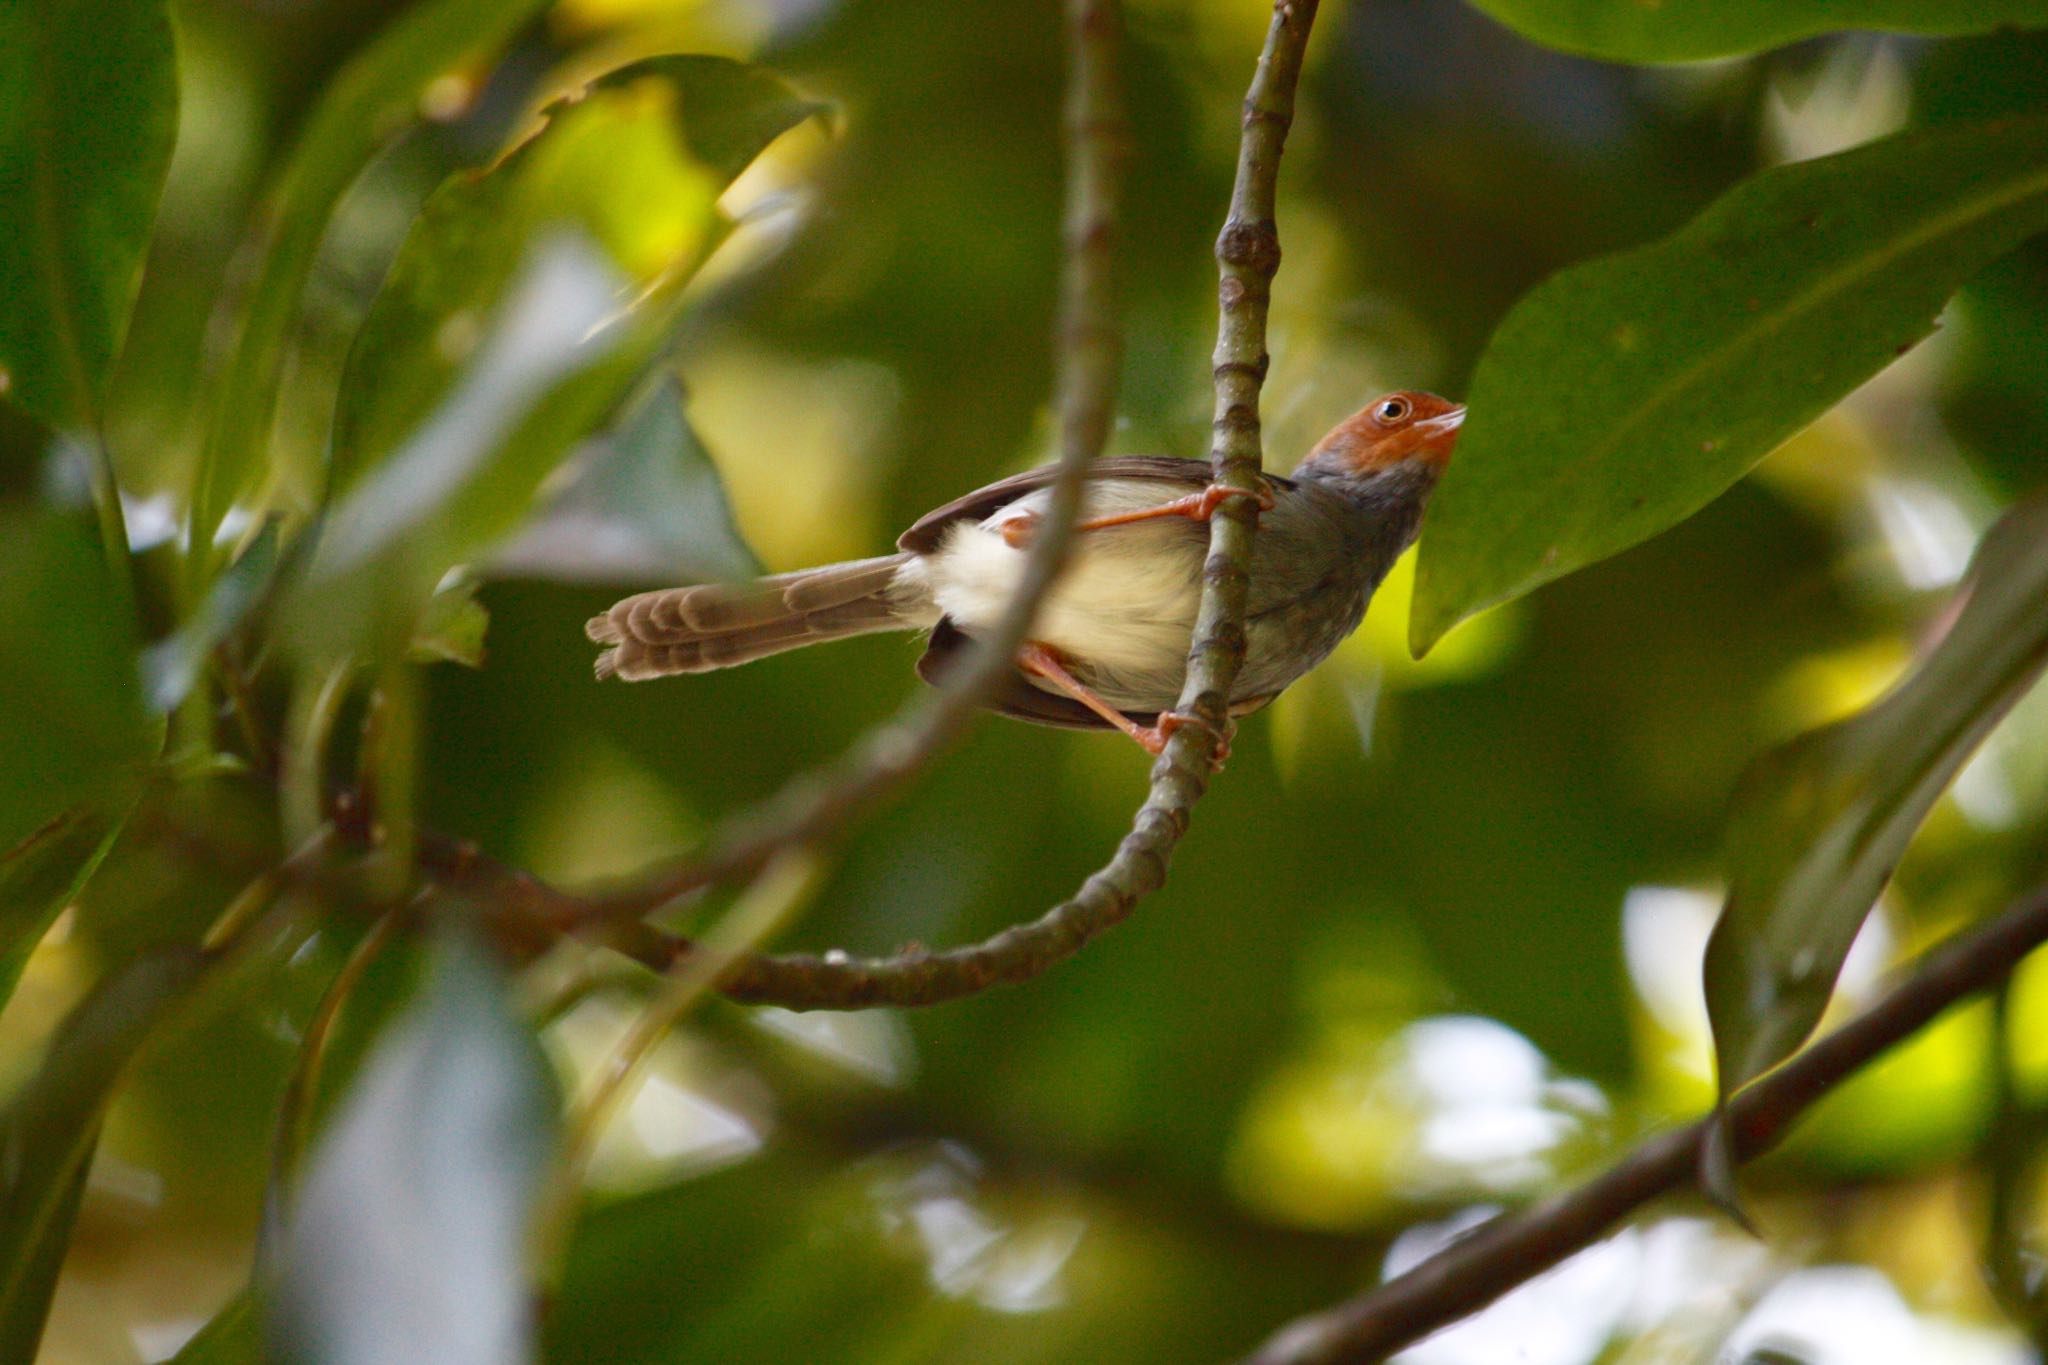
[524,0,1320,1008]
[556,0,1134,928]
[1241,886,2048,1365]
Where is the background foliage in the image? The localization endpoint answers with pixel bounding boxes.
[3,0,2048,1362]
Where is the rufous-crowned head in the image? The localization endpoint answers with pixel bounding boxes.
[1297,391,1465,478]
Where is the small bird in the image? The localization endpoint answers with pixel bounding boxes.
[588,391,1464,757]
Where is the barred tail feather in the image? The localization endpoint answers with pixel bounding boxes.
[587,554,916,681]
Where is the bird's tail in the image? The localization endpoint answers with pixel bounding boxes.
[587,554,917,681]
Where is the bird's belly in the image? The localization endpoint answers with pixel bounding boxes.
[924,516,1202,709]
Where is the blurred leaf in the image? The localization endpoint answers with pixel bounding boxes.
[271,931,555,1365]
[167,1291,260,1364]
[188,0,553,554]
[0,802,131,1017]
[0,0,177,429]
[1703,494,2048,1104]
[0,944,210,1362]
[142,520,280,711]
[547,1153,940,1365]
[282,240,634,663]
[492,373,764,584]
[1412,112,2048,654]
[1465,0,2048,62]
[411,571,491,667]
[0,506,156,852]
[329,54,822,496]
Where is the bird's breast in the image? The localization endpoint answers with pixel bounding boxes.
[921,482,1207,707]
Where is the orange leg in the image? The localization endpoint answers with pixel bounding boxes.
[1000,483,1273,549]
[1073,481,1275,535]
[1016,643,1231,767]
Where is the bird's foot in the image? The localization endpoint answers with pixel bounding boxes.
[1073,481,1274,536]
[1135,710,1233,769]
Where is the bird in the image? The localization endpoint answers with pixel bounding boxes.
[587,390,1465,759]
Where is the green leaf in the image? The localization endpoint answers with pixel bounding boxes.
[329,54,823,496]
[0,945,211,1362]
[0,507,156,852]
[187,0,554,558]
[281,240,636,664]
[270,932,555,1365]
[142,520,281,711]
[1412,112,2048,654]
[1703,493,2048,1105]
[167,1291,260,1364]
[1465,0,2048,62]
[0,803,132,1019]
[410,571,491,667]
[0,0,177,429]
[493,373,764,584]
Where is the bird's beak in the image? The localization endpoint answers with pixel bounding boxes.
[1411,405,1465,465]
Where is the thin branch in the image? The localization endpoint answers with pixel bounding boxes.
[555,0,1133,927]
[525,0,1320,1010]
[1242,886,2048,1365]
[150,0,1319,1015]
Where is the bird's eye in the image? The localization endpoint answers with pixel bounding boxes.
[1376,397,1411,423]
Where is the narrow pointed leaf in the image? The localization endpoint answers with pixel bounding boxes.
[188,0,553,553]
[0,945,211,1362]
[1703,494,2048,1105]
[168,1292,260,1364]
[1412,112,2048,654]
[142,520,281,711]
[329,55,823,496]
[410,572,490,667]
[492,373,764,584]
[271,933,555,1365]
[281,241,632,665]
[0,508,156,852]
[1465,0,2048,62]
[0,0,177,428]
[0,802,132,1017]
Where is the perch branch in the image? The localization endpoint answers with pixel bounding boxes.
[527,0,1318,1007]
[1242,885,2048,1365]
[157,0,1321,1015]
[554,0,1133,927]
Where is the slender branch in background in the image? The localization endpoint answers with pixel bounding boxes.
[155,0,1314,1012]
[532,852,822,1277]
[519,0,1319,1010]
[553,0,1134,927]
[1242,886,2048,1365]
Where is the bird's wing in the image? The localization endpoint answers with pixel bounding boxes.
[916,619,1157,729]
[896,456,1294,554]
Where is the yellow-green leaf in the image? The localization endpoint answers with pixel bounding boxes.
[1703,494,2048,1105]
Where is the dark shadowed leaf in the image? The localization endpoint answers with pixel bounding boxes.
[1412,112,2048,654]
[0,803,131,1017]
[329,55,822,496]
[281,240,632,664]
[0,945,210,1362]
[1703,494,2048,1107]
[493,373,764,585]
[167,1291,260,1364]
[1465,0,2048,61]
[142,520,281,711]
[0,507,156,852]
[270,932,555,1365]
[0,0,177,428]
[187,0,553,554]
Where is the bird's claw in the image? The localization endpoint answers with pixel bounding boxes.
[1137,710,1232,769]
[1193,481,1275,520]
